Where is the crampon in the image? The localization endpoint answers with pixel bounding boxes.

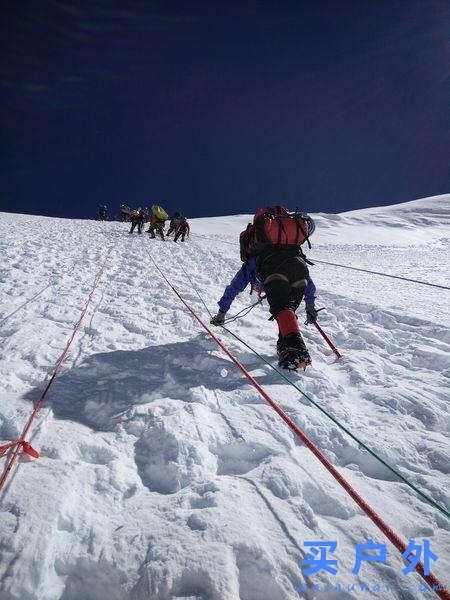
[277,333,311,371]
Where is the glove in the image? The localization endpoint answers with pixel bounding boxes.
[210,311,226,326]
[305,303,318,324]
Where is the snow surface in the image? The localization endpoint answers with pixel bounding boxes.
[0,194,449,600]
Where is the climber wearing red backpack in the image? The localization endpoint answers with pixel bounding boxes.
[211,206,316,370]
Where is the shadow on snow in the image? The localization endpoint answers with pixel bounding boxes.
[22,333,281,433]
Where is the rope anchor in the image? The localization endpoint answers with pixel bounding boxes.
[0,440,39,459]
[0,245,115,493]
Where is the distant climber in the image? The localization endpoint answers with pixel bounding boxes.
[148,205,168,240]
[174,216,190,242]
[98,205,108,221]
[210,206,317,370]
[166,212,181,236]
[129,208,146,234]
[120,204,131,222]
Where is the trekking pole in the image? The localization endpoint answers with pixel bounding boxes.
[313,320,342,359]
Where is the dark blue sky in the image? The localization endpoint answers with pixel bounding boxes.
[1,1,449,219]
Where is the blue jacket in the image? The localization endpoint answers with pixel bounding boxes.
[218,257,316,313]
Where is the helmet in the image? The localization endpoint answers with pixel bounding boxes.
[301,214,315,236]
[174,211,181,218]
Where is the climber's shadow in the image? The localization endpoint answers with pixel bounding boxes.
[23,333,280,433]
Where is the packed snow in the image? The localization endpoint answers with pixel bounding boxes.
[0,194,449,600]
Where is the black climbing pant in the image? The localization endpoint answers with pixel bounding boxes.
[258,253,309,317]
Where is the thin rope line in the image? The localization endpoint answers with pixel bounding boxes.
[193,234,449,290]
[0,283,51,326]
[311,258,450,290]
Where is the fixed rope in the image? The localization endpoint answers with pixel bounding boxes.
[311,258,450,291]
[0,245,115,492]
[145,249,448,598]
[193,234,449,291]
[178,263,449,520]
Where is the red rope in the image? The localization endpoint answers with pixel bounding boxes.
[0,246,115,492]
[148,253,449,599]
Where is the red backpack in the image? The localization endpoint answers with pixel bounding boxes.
[240,205,311,262]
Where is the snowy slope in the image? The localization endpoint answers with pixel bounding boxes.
[0,196,449,600]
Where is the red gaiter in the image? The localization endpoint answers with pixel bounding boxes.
[276,309,300,336]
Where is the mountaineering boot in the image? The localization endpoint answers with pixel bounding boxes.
[277,332,311,371]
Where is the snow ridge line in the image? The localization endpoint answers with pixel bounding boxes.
[145,249,449,599]
[179,262,450,520]
[0,244,116,493]
[195,234,450,290]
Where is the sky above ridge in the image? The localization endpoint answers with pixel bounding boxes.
[1,1,449,220]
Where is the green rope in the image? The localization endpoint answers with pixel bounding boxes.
[180,264,450,520]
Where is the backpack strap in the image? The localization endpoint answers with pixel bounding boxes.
[240,223,254,262]
[275,216,285,245]
[296,216,312,249]
[294,218,301,246]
